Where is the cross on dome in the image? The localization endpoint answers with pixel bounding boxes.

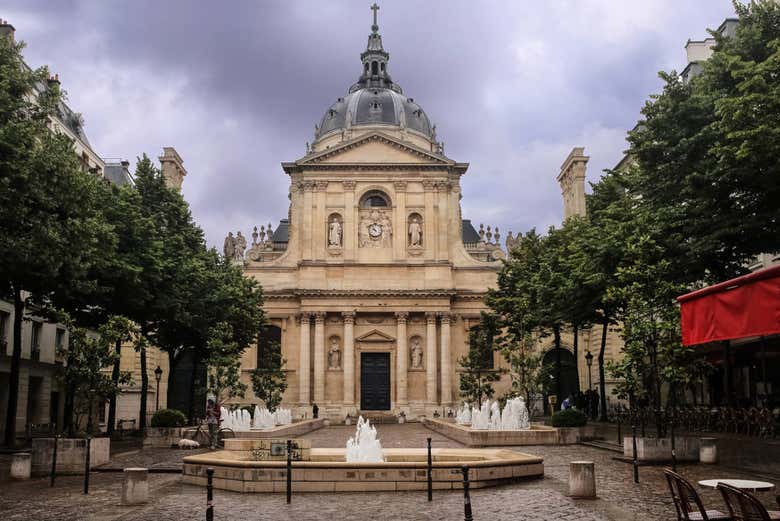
[371,3,380,33]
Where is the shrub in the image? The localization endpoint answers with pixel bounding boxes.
[150,408,187,428]
[551,408,588,428]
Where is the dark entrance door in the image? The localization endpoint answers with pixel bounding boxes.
[543,348,578,414]
[360,352,391,410]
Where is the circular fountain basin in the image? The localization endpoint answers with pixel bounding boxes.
[182,445,543,493]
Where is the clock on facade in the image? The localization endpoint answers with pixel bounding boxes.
[368,223,383,238]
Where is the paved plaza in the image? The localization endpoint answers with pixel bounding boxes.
[1,423,778,520]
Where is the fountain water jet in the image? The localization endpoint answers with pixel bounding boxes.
[345,416,384,463]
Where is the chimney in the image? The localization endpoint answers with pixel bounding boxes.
[0,19,15,41]
[557,147,589,220]
[158,147,187,190]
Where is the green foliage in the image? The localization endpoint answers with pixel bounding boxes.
[500,332,551,411]
[551,408,588,428]
[206,322,249,406]
[59,316,134,431]
[459,313,502,406]
[251,333,287,413]
[150,408,187,428]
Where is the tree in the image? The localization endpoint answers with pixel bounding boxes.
[627,0,780,283]
[0,36,111,446]
[205,323,248,407]
[458,313,502,406]
[499,331,550,418]
[59,316,134,434]
[251,329,287,412]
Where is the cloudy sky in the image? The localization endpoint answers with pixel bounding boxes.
[5,0,736,247]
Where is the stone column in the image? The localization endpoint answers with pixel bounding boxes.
[298,313,311,405]
[342,312,356,407]
[425,312,438,404]
[313,312,326,403]
[439,313,452,406]
[395,312,409,407]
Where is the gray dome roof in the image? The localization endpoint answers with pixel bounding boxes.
[316,88,433,140]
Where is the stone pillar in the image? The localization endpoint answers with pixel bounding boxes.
[298,313,311,405]
[10,452,31,480]
[699,437,717,464]
[121,468,149,505]
[395,312,409,407]
[569,461,596,498]
[313,312,326,403]
[342,312,356,407]
[425,312,438,404]
[439,313,452,406]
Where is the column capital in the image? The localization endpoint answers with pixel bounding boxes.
[438,312,452,324]
[314,180,329,192]
[341,311,355,324]
[395,311,409,323]
[393,180,407,192]
[425,312,438,324]
[299,312,313,323]
[342,180,356,190]
[313,311,326,323]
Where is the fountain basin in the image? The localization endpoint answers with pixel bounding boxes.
[182,447,543,493]
[423,418,595,446]
[230,418,325,439]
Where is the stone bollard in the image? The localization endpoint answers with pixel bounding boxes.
[121,468,149,505]
[10,452,32,480]
[569,461,596,498]
[699,437,717,464]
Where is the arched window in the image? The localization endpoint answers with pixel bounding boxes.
[371,61,379,75]
[360,190,390,208]
[257,325,282,369]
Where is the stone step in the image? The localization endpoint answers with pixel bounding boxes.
[580,439,623,453]
[357,411,398,424]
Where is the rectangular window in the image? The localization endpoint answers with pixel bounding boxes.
[55,328,65,351]
[0,310,8,350]
[31,322,42,360]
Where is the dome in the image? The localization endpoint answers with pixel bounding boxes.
[316,88,433,140]
[312,7,436,144]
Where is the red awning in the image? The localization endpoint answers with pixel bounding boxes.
[677,264,780,346]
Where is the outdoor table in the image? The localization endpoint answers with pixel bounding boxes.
[698,479,776,492]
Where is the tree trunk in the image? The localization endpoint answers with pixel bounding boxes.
[138,340,148,435]
[554,326,562,405]
[63,381,75,437]
[188,351,201,422]
[166,350,177,413]
[106,338,122,435]
[572,323,580,393]
[3,287,24,447]
[598,317,608,422]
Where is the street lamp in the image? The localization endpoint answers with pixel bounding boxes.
[585,351,594,391]
[154,365,163,412]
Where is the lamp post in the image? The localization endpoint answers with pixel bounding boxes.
[154,365,163,412]
[585,351,593,391]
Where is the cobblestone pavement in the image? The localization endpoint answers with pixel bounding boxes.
[1,423,778,521]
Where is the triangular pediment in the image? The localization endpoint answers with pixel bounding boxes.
[299,132,451,166]
[355,329,396,343]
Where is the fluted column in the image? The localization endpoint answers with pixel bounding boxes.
[439,313,452,405]
[342,311,355,407]
[298,313,311,404]
[425,312,438,404]
[395,312,409,406]
[313,312,326,403]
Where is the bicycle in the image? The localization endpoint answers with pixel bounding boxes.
[186,421,235,449]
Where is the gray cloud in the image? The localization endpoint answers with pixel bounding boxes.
[4,0,736,244]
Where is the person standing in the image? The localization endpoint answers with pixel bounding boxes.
[206,399,220,449]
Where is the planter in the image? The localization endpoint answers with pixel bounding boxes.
[144,427,184,448]
[31,437,110,476]
[623,436,699,462]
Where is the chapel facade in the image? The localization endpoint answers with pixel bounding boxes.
[235,10,509,420]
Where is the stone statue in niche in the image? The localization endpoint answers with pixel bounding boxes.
[328,337,342,369]
[328,216,342,248]
[410,337,423,369]
[408,217,422,247]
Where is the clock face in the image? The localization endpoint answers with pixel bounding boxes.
[368,223,383,238]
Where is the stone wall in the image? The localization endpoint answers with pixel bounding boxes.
[31,437,110,476]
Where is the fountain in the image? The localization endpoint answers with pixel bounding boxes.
[274,408,292,425]
[253,406,275,430]
[501,397,530,430]
[455,402,471,425]
[345,416,384,463]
